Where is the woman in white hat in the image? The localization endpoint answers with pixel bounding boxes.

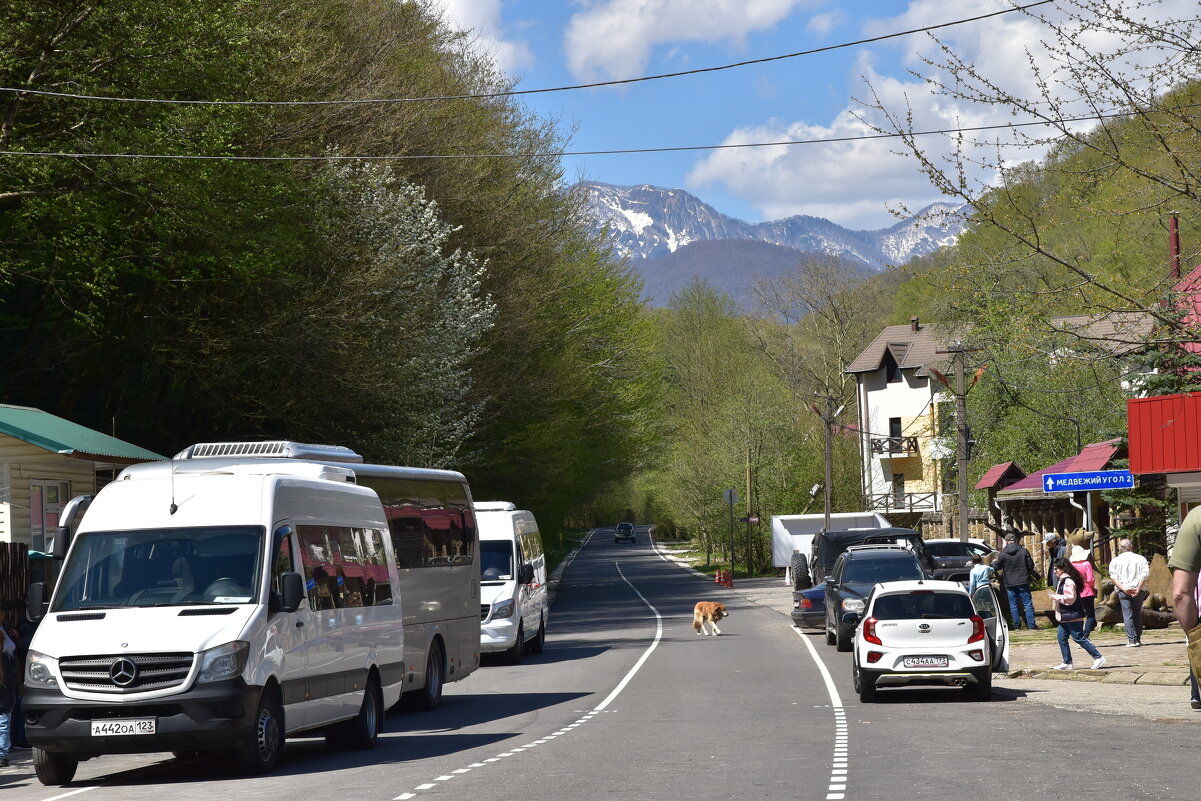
[1069,543,1099,636]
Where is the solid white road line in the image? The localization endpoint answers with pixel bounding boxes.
[593,561,664,711]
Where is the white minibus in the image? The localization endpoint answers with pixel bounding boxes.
[476,502,547,663]
[24,456,405,785]
[167,442,481,712]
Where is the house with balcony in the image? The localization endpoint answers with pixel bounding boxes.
[845,317,960,523]
[848,309,1155,531]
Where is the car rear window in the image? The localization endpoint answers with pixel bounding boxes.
[872,592,975,620]
[927,542,968,557]
[843,557,925,585]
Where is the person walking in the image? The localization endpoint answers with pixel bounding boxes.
[992,532,1039,629]
[1043,532,1066,587]
[1068,543,1099,636]
[0,628,13,767]
[1169,505,1201,706]
[1110,537,1150,647]
[1048,557,1106,671]
[967,553,995,596]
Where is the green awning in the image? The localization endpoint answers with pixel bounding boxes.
[0,404,165,464]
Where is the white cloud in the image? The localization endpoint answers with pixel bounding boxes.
[686,0,1200,229]
[563,0,820,82]
[435,0,534,75]
[805,10,844,37]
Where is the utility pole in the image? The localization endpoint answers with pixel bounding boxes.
[951,345,970,543]
[934,343,982,543]
[813,394,847,533]
[745,445,754,576]
[823,393,834,532]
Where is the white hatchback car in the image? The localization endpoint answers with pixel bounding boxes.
[847,580,1009,702]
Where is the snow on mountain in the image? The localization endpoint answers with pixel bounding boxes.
[579,181,968,269]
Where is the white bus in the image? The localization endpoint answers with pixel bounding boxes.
[172,441,480,710]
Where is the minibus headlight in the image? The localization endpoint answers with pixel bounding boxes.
[26,650,58,689]
[197,641,249,683]
[491,600,515,619]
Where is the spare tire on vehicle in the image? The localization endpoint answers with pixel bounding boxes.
[790,550,812,590]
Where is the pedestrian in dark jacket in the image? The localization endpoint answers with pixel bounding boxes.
[1043,532,1066,587]
[992,532,1039,629]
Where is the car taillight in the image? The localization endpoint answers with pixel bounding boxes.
[867,651,883,663]
[863,616,882,645]
[968,615,986,644]
[800,597,813,610]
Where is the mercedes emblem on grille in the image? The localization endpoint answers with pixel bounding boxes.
[110,658,138,687]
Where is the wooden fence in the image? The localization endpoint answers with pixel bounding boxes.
[0,542,29,631]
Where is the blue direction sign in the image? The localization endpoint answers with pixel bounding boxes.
[1043,469,1134,493]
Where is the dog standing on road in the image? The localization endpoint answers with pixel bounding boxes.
[692,601,729,636]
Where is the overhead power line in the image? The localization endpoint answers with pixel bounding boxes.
[0,1,1056,108]
[4,103,1193,162]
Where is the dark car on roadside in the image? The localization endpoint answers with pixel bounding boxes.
[809,527,935,588]
[924,538,998,582]
[615,522,636,543]
[823,545,929,651]
[792,584,825,629]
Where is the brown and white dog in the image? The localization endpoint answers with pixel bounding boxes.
[692,602,729,636]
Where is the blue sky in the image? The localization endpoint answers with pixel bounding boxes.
[435,0,1191,230]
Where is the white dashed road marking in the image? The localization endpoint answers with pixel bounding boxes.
[392,559,663,800]
[792,626,850,800]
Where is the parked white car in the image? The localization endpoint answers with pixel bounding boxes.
[847,580,1009,702]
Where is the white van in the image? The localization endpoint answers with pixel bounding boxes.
[22,457,406,785]
[476,502,547,663]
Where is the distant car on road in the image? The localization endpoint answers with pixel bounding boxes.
[824,545,928,651]
[615,522,636,543]
[923,539,997,583]
[848,580,1009,702]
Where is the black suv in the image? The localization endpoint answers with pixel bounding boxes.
[823,545,929,651]
[615,522,635,543]
[809,527,935,588]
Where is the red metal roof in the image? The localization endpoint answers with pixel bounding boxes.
[1128,393,1201,474]
[997,439,1122,495]
[975,461,1025,490]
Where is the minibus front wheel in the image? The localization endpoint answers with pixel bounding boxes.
[34,749,78,786]
[236,689,283,774]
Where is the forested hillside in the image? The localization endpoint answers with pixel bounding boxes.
[0,1,656,525]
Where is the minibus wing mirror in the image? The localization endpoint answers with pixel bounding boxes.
[518,564,534,584]
[52,494,93,559]
[27,582,48,622]
[280,572,304,613]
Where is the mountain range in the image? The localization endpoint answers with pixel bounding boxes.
[577,181,968,308]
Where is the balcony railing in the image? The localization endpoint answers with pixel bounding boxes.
[869,435,920,456]
[864,492,939,513]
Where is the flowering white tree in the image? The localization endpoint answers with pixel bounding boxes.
[316,161,497,467]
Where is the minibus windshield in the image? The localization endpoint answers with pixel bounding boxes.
[479,540,514,583]
[52,526,265,611]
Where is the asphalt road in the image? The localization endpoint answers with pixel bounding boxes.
[2,528,1198,800]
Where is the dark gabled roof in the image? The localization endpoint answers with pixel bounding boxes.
[845,322,967,377]
[1046,311,1154,355]
[0,404,165,464]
